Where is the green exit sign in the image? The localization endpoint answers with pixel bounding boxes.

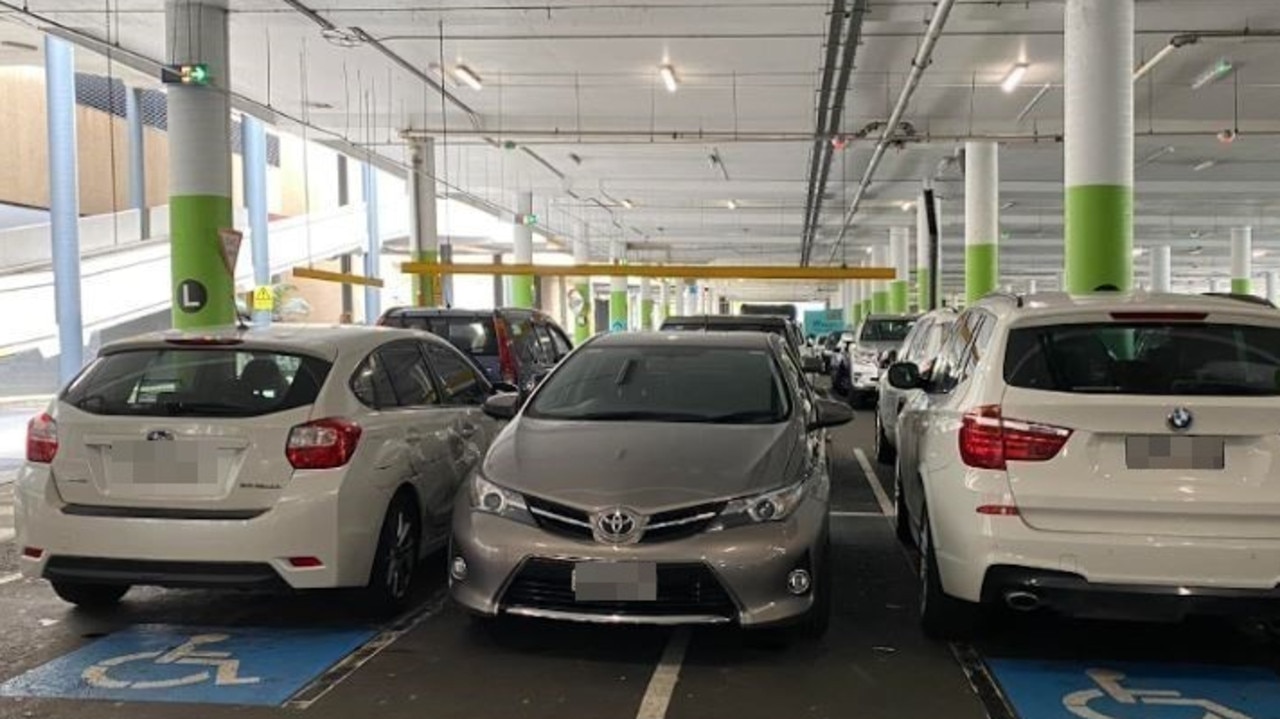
[163,64,210,86]
[518,213,538,227]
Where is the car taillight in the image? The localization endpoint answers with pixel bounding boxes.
[286,418,362,470]
[26,413,58,464]
[494,316,518,384]
[959,405,1071,470]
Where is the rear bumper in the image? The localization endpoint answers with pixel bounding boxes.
[14,464,383,591]
[982,565,1280,621]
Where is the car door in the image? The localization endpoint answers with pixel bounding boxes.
[367,341,459,543]
[880,318,932,445]
[420,340,501,531]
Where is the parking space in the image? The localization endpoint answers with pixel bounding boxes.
[0,418,1277,719]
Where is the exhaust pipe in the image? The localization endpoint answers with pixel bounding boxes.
[1004,590,1041,612]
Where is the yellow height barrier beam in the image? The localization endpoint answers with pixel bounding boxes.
[292,266,386,288]
[401,262,896,281]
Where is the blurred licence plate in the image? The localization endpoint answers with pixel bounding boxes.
[1125,436,1224,470]
[572,561,657,602]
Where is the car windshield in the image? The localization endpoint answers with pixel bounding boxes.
[62,348,332,417]
[1004,322,1280,396]
[525,345,789,423]
[860,319,915,342]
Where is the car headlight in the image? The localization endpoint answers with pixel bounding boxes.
[714,479,810,530]
[470,474,534,524]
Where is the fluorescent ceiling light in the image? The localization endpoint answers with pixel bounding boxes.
[1001,63,1029,93]
[1254,249,1269,259]
[1191,58,1233,91]
[901,201,916,212]
[1015,83,1052,123]
[1132,248,1147,258]
[726,199,739,210]
[1133,44,1177,82]
[1192,159,1217,172]
[1000,201,1016,211]
[453,64,483,91]
[621,199,635,209]
[659,64,679,93]
[1137,145,1176,168]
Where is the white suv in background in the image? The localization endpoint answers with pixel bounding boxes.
[874,308,956,465]
[16,325,501,613]
[890,292,1280,638]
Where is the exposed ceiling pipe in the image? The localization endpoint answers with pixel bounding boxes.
[824,0,959,265]
[798,0,849,266]
[802,0,870,267]
[1133,29,1280,82]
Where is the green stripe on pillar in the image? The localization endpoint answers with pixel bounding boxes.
[641,299,655,330]
[965,243,998,303]
[573,281,591,342]
[1232,278,1252,295]
[609,290,628,332]
[871,291,888,314]
[170,194,234,329]
[860,300,871,324]
[1065,184,1132,294]
[412,249,439,306]
[510,272,535,308]
[889,281,908,314]
[851,303,863,327]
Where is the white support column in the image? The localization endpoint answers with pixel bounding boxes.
[1266,271,1279,305]
[1026,279,1038,295]
[1151,245,1172,293]
[409,137,441,306]
[890,226,911,313]
[571,223,591,341]
[1231,227,1253,295]
[511,191,535,308]
[871,245,889,314]
[965,140,999,303]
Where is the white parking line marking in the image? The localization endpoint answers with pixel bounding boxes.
[635,628,692,719]
[853,448,895,517]
[0,572,22,585]
[0,529,14,544]
[284,592,448,710]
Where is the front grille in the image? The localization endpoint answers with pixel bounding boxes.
[500,558,738,619]
[525,496,727,544]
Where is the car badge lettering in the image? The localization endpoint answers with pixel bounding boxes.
[1167,407,1193,432]
[146,429,175,442]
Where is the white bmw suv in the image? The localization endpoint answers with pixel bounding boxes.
[16,325,501,612]
[890,292,1280,638]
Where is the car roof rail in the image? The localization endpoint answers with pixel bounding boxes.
[984,291,1024,308]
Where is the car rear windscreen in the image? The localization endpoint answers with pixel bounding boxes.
[1004,322,1280,396]
[526,346,789,424]
[62,348,332,416]
[391,315,498,357]
[860,319,914,342]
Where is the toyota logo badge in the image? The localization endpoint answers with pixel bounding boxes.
[595,508,639,543]
[1167,407,1193,432]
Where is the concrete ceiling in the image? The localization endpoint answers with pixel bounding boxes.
[7,0,1280,298]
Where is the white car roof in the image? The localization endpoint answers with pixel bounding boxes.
[100,324,434,361]
[978,291,1280,322]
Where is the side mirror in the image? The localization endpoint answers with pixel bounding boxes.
[801,356,824,374]
[808,397,854,431]
[482,392,522,420]
[887,362,923,391]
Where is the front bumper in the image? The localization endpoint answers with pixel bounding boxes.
[449,495,828,627]
[14,464,383,591]
[850,365,881,392]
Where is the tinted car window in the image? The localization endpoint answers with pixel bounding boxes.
[1005,322,1280,396]
[351,351,398,410]
[508,316,546,364]
[532,323,558,362]
[860,319,915,342]
[527,346,789,424]
[378,342,440,407]
[423,342,489,405]
[63,348,330,417]
[549,325,573,358]
[389,314,498,357]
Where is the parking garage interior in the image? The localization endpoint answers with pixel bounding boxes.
[4,1,1280,718]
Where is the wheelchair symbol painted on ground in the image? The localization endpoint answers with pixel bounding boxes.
[82,633,261,690]
[1064,668,1252,719]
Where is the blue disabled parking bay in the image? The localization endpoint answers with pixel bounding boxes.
[985,657,1280,719]
[0,624,376,706]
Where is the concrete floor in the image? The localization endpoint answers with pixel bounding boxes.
[0,417,1276,718]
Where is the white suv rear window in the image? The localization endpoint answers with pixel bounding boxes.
[63,348,332,416]
[1004,322,1280,396]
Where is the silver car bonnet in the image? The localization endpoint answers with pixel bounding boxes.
[481,417,802,512]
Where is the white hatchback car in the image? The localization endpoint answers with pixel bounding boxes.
[16,325,501,612]
[890,292,1280,638]
[874,308,957,465]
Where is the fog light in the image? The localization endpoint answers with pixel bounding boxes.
[451,556,468,582]
[786,569,812,595]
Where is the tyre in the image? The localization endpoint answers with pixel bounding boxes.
[894,470,915,548]
[51,581,129,609]
[919,514,979,640]
[365,492,422,616]
[874,412,897,465]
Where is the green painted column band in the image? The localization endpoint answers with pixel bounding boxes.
[1232,278,1252,295]
[851,304,863,327]
[412,249,439,306]
[965,243,998,303]
[573,281,591,342]
[860,299,871,323]
[916,269,932,310]
[641,299,655,330]
[510,274,535,308]
[871,291,888,314]
[170,194,234,329]
[609,291,628,332]
[1065,184,1132,294]
[888,281,908,314]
